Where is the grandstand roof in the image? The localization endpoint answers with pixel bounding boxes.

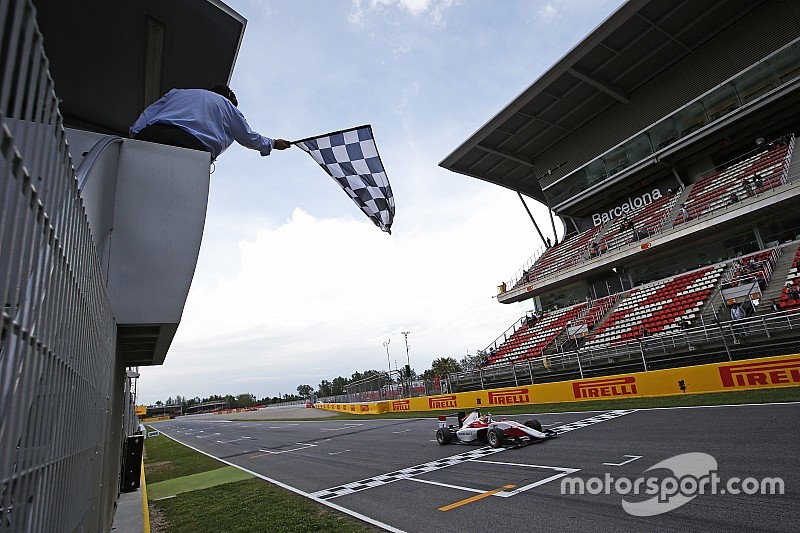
[439,0,772,209]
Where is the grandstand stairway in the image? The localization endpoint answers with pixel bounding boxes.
[761,243,800,313]
[699,262,739,322]
[663,185,694,228]
[572,294,625,349]
[787,147,800,184]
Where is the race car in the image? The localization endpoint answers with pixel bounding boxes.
[435,409,556,448]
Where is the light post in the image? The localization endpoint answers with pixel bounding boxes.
[383,339,391,398]
[383,339,391,374]
[402,331,410,396]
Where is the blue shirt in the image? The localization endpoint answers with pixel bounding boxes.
[130,88,274,160]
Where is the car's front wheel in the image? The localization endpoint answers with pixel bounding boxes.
[524,419,542,432]
[436,428,453,445]
[487,428,503,448]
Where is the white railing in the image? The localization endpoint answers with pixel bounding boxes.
[451,310,800,387]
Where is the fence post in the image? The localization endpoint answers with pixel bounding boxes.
[714,316,733,361]
[639,340,649,372]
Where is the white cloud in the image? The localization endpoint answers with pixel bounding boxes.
[348,0,457,24]
[348,0,365,24]
[538,3,558,20]
[139,192,537,403]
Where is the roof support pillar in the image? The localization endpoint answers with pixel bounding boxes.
[517,191,549,248]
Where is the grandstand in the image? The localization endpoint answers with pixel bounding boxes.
[441,0,800,389]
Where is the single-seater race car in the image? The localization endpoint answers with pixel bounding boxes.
[436,409,556,448]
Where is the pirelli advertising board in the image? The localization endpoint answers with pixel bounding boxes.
[313,354,800,414]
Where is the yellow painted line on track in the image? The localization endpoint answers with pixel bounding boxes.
[141,460,151,533]
[438,484,516,511]
[249,452,273,458]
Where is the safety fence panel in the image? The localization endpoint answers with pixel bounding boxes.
[0,1,122,531]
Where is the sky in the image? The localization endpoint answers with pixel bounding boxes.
[137,0,626,405]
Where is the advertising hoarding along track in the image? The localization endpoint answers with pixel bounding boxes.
[314,354,800,414]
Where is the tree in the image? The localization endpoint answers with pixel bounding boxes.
[459,352,483,371]
[296,384,314,399]
[318,380,333,397]
[331,376,348,396]
[419,369,436,382]
[430,357,462,377]
[236,393,257,408]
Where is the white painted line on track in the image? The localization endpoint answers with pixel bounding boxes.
[549,409,634,434]
[468,460,579,496]
[328,450,351,456]
[255,443,318,455]
[603,455,642,466]
[216,436,253,443]
[321,424,364,432]
[408,477,485,494]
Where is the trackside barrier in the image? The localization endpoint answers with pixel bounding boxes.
[313,354,800,414]
[141,416,172,423]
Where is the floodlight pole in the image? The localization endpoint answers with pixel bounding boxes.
[383,339,391,375]
[402,331,411,396]
[383,339,392,398]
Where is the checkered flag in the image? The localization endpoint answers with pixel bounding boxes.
[294,125,395,234]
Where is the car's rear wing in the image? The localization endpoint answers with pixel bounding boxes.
[437,411,467,429]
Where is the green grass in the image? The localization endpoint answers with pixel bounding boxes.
[232,385,800,421]
[152,478,375,533]
[144,430,377,532]
[143,430,225,484]
[147,466,252,501]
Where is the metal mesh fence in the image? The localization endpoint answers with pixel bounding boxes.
[1,0,124,531]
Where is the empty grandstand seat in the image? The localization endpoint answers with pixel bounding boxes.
[515,226,601,286]
[489,303,587,364]
[584,266,723,348]
[673,138,794,226]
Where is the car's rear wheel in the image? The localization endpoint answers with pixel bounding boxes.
[524,419,542,432]
[487,428,503,448]
[436,428,453,445]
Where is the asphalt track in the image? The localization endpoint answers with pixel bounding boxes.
[151,403,799,532]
